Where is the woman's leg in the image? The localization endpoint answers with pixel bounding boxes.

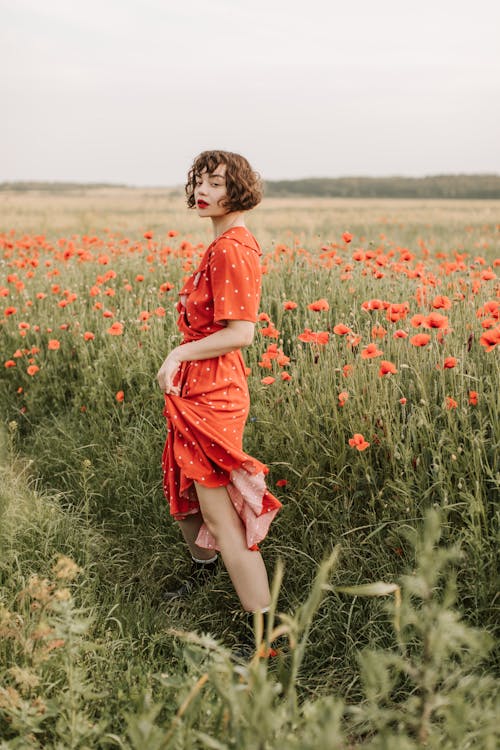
[177,512,217,561]
[194,481,271,612]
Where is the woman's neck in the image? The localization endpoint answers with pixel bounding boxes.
[211,211,246,239]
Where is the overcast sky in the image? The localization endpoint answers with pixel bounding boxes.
[1,0,499,185]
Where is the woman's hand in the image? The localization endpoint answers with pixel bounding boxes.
[157,350,182,395]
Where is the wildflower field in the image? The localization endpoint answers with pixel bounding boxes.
[0,189,499,748]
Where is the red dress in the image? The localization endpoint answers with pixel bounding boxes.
[162,226,282,551]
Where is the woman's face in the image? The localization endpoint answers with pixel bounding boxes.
[194,164,229,217]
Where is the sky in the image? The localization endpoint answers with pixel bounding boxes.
[1,0,499,185]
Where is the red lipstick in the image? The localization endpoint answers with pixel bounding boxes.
[197,200,209,208]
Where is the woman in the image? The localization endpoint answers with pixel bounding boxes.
[157,150,281,624]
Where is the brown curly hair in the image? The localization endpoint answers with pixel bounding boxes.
[185,150,263,212]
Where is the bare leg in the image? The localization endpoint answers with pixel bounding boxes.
[194,481,271,612]
[177,512,217,561]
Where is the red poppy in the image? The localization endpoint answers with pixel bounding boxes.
[4,360,16,368]
[361,343,383,359]
[260,324,280,339]
[308,298,330,312]
[333,323,351,336]
[283,300,298,310]
[338,390,349,406]
[410,333,431,347]
[48,339,60,350]
[399,397,407,404]
[115,390,125,402]
[371,325,387,339]
[107,322,124,336]
[479,327,500,351]
[349,433,370,451]
[258,312,271,322]
[445,396,458,409]
[83,331,95,341]
[410,314,426,327]
[425,312,449,329]
[393,329,408,339]
[342,364,353,377]
[443,356,457,369]
[468,390,478,405]
[276,479,288,487]
[27,365,39,376]
[261,376,275,385]
[143,231,153,239]
[298,329,329,345]
[342,231,353,243]
[432,295,452,310]
[379,360,397,376]
[281,372,292,381]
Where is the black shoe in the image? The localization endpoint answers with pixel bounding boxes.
[164,557,219,601]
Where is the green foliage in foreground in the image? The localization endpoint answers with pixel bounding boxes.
[0,446,498,748]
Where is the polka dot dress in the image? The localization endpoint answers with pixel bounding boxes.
[162,227,281,551]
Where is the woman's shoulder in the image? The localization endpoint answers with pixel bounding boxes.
[212,227,261,257]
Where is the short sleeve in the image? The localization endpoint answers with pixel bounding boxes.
[210,239,262,324]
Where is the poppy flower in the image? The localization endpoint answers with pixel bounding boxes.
[342,364,353,377]
[258,312,271,322]
[445,396,458,409]
[281,372,292,381]
[260,324,280,339]
[83,331,95,341]
[371,325,387,339]
[261,376,275,385]
[393,329,408,339]
[361,343,383,359]
[443,356,457,369]
[342,232,353,243]
[298,329,329,345]
[425,312,449,329]
[276,479,288,487]
[410,333,431,347]
[379,360,397,376]
[308,298,330,312]
[48,339,60,350]
[4,360,16,368]
[115,390,125,402]
[160,282,174,293]
[27,365,39,376]
[338,390,349,406]
[143,231,153,239]
[333,323,351,336]
[479,327,500,351]
[283,300,298,310]
[349,433,370,451]
[107,322,124,336]
[468,390,478,405]
[399,397,407,404]
[135,274,144,282]
[361,299,385,311]
[410,314,426,327]
[432,295,452,310]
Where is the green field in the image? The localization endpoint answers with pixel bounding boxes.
[1,189,499,748]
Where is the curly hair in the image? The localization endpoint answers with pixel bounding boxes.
[185,150,263,212]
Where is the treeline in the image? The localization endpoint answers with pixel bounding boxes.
[0,181,128,192]
[263,174,500,199]
[2,174,500,198]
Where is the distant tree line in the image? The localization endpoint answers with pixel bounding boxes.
[263,174,500,199]
[2,174,500,198]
